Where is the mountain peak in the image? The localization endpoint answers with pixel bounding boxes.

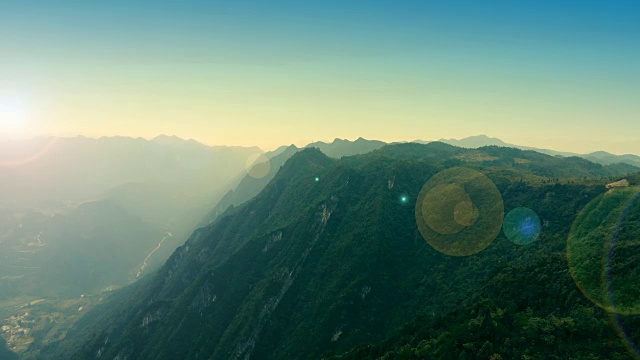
[152,134,186,144]
[267,144,299,158]
[295,146,330,159]
[284,146,333,167]
[467,134,496,140]
[438,135,509,148]
[588,150,614,157]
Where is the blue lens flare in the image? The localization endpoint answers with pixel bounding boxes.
[503,207,541,245]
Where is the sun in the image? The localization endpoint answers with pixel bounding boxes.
[0,96,28,133]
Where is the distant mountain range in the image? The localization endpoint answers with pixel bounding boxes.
[0,135,260,208]
[201,135,640,226]
[422,134,640,168]
[0,136,261,303]
[200,137,387,226]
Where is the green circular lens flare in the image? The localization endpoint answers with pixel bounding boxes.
[415,167,504,256]
[567,186,640,315]
[503,207,541,245]
[610,312,640,360]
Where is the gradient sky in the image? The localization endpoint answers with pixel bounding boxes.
[1,0,639,153]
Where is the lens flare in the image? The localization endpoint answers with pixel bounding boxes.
[503,207,541,245]
[0,137,58,167]
[610,312,640,360]
[567,187,640,315]
[415,167,504,256]
[0,95,27,131]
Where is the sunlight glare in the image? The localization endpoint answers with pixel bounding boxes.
[0,95,28,135]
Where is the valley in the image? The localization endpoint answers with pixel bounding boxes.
[0,295,98,357]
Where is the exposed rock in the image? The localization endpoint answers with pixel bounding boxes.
[606,179,630,189]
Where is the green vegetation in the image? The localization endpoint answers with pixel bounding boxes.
[0,337,18,360]
[37,143,640,359]
[568,186,640,315]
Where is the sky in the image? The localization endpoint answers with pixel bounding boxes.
[1,0,639,153]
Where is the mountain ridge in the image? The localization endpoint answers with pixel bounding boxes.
[38,141,640,359]
[424,134,640,167]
